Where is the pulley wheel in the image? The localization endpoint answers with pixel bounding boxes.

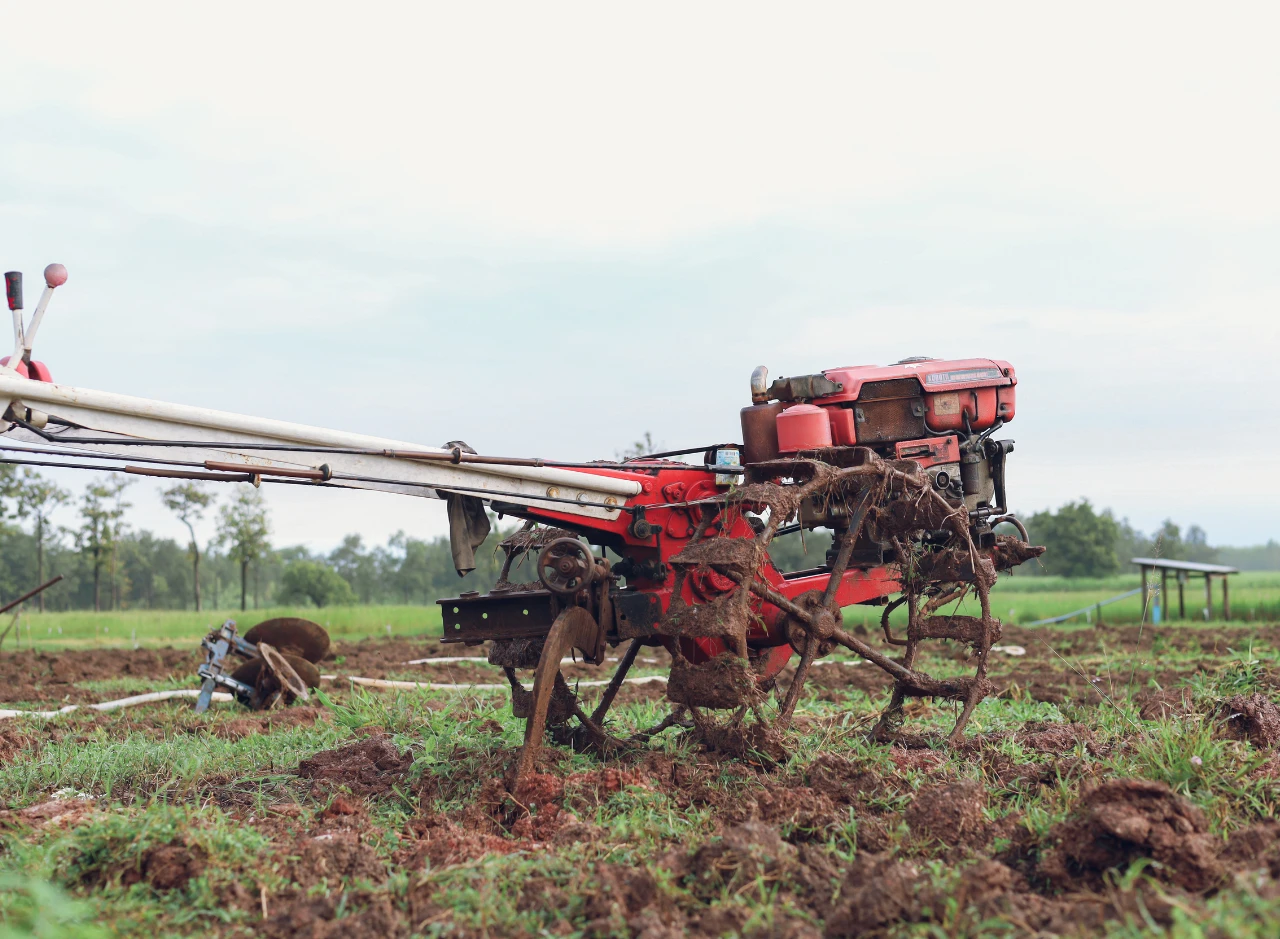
[244,617,330,663]
[230,654,322,689]
[536,538,596,596]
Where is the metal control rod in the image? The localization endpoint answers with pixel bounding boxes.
[0,370,638,520]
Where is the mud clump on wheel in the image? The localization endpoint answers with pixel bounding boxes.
[659,592,750,640]
[991,534,1047,571]
[296,735,413,797]
[668,537,763,577]
[729,481,802,520]
[1039,778,1223,892]
[666,653,758,710]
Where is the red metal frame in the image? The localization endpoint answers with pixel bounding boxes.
[510,461,902,681]
[477,356,1017,682]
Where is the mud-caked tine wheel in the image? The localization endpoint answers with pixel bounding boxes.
[774,492,871,729]
[511,607,602,786]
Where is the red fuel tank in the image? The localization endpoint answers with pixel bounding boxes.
[776,403,832,453]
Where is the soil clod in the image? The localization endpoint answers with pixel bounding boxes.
[296,734,413,797]
[138,842,206,891]
[905,779,987,846]
[1041,778,1223,892]
[1218,693,1280,747]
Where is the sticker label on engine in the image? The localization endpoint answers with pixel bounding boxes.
[933,393,960,416]
[925,367,1002,385]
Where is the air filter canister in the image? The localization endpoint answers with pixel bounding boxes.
[776,403,833,453]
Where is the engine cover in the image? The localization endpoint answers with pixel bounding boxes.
[772,357,1015,450]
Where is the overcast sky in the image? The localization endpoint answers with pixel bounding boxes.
[0,3,1276,552]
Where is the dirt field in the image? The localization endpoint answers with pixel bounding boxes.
[4,620,1280,936]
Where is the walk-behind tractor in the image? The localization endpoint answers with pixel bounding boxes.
[0,264,1042,781]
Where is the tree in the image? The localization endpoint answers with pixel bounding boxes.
[1112,516,1148,568]
[1024,500,1120,577]
[618,431,659,460]
[75,484,107,612]
[1149,519,1183,560]
[0,463,20,516]
[329,534,377,603]
[12,470,69,611]
[76,475,131,611]
[280,560,356,607]
[1183,525,1217,564]
[107,478,133,609]
[162,483,215,611]
[215,486,271,611]
[388,531,431,603]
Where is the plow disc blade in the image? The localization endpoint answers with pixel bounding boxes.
[230,654,322,690]
[244,618,330,663]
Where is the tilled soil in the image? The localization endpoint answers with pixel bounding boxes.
[0,635,475,704]
[0,647,201,703]
[225,724,1280,938]
[6,623,1280,937]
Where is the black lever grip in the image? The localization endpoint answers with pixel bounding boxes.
[4,272,21,312]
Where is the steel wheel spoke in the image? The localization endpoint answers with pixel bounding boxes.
[776,634,817,728]
[590,639,641,725]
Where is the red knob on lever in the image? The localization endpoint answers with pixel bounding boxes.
[4,272,21,311]
[43,264,67,289]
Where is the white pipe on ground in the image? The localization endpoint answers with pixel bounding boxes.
[0,689,234,720]
[340,674,670,691]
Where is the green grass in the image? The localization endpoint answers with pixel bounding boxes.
[0,571,1275,653]
[6,615,1280,935]
[4,605,444,650]
[837,571,1280,631]
[6,571,1277,653]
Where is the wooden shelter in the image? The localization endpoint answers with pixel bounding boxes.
[1131,557,1240,621]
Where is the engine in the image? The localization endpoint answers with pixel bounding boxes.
[739,356,1017,548]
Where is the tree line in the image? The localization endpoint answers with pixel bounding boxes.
[0,470,844,613]
[0,463,1270,610]
[0,468,516,612]
[1011,500,1277,578]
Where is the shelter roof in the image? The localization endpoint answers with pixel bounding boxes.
[1130,557,1239,575]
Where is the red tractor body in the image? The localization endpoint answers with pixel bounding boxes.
[439,356,1023,693]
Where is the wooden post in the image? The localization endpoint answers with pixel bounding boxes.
[1204,573,1213,621]
[1178,574,1186,619]
[1223,575,1231,620]
[1139,565,1148,620]
[1160,569,1168,623]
